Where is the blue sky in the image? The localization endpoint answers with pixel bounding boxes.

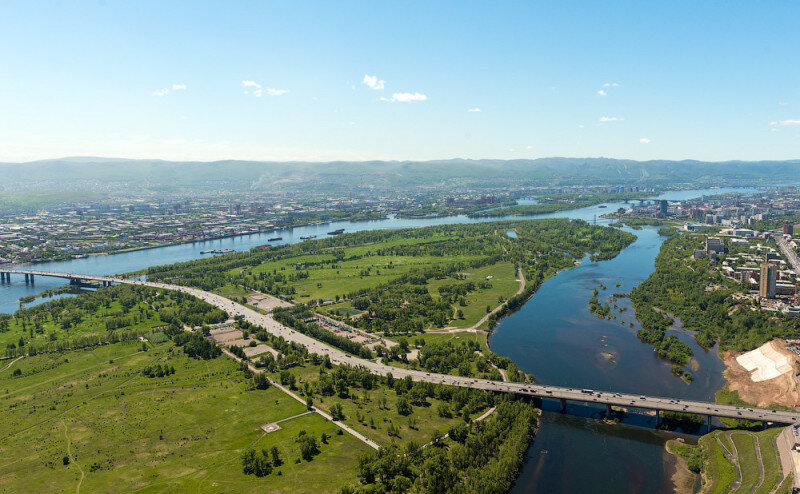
[1,1,799,162]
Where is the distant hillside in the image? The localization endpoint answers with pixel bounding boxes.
[2,157,798,191]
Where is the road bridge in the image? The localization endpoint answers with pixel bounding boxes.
[3,268,799,427]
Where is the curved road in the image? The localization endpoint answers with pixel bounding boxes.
[4,268,800,426]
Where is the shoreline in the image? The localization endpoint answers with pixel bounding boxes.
[664,438,699,494]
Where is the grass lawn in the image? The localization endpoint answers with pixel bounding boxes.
[234,233,489,305]
[731,433,760,493]
[215,284,253,300]
[399,331,490,353]
[700,433,737,494]
[1,299,165,350]
[754,428,783,494]
[0,341,369,493]
[426,261,520,329]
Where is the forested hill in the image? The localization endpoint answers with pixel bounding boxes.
[3,157,799,192]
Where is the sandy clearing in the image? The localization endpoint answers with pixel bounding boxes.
[725,339,800,408]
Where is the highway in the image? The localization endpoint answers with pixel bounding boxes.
[3,268,799,425]
[776,235,800,276]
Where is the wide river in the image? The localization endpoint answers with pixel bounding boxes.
[0,187,755,492]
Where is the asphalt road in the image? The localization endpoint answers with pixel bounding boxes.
[4,268,800,425]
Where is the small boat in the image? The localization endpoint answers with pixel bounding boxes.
[300,235,317,240]
[598,205,607,208]
[268,237,283,241]
[327,229,345,236]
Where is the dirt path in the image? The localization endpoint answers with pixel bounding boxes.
[0,355,24,372]
[716,432,742,491]
[62,420,85,494]
[719,430,766,494]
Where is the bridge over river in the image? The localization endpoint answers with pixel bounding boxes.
[3,268,798,428]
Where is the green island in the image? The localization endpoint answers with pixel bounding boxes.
[466,191,655,218]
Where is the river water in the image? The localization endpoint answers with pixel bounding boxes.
[0,186,755,492]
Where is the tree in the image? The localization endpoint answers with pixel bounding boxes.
[397,396,412,416]
[270,446,282,466]
[241,448,273,477]
[330,403,344,421]
[253,372,270,390]
[297,435,320,461]
[448,424,468,443]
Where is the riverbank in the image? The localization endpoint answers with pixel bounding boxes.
[665,438,700,494]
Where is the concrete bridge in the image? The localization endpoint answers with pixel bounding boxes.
[0,269,114,287]
[3,268,799,428]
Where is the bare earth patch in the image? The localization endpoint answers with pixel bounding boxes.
[724,339,800,408]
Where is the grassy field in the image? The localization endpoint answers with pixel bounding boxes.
[701,433,737,494]
[753,428,783,494]
[395,331,490,353]
[731,433,760,493]
[235,236,523,331]
[1,299,164,350]
[0,341,369,493]
[263,360,484,447]
[425,261,520,328]
[697,427,789,494]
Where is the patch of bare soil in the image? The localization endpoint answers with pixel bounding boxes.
[724,339,800,408]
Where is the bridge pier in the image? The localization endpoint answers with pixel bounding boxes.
[24,273,29,283]
[0,272,6,282]
[655,409,660,428]
[559,398,567,413]
[706,415,712,433]
[606,404,612,417]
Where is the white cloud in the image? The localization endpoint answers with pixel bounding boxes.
[597,90,607,96]
[639,138,651,143]
[381,92,428,103]
[526,145,533,149]
[153,83,187,96]
[599,116,624,122]
[242,80,287,97]
[770,119,800,126]
[362,74,385,90]
[603,82,620,87]
[468,108,481,112]
[779,102,789,106]
[578,124,585,128]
